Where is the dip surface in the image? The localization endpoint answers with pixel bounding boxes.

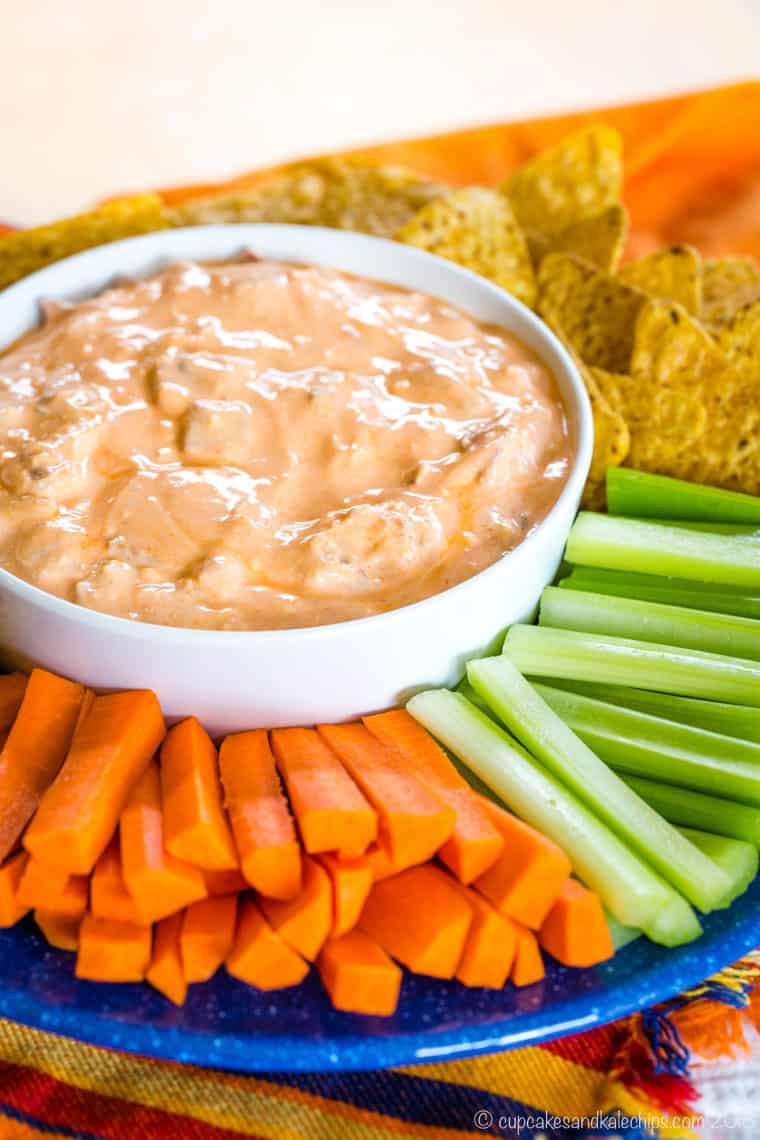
[0,260,571,629]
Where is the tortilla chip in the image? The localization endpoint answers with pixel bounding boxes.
[537,253,646,372]
[502,126,623,232]
[702,256,760,326]
[718,299,760,377]
[528,204,627,273]
[396,187,536,307]
[0,196,167,291]
[167,160,446,238]
[620,245,702,315]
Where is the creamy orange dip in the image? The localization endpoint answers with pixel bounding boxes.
[0,259,571,630]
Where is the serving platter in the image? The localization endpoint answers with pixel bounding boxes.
[1,879,758,1072]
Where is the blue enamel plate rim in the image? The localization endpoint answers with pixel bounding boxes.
[0,882,758,1072]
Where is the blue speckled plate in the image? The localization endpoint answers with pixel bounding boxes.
[1,878,758,1071]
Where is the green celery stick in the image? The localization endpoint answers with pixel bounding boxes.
[467,656,730,911]
[566,512,760,588]
[677,827,758,908]
[605,911,641,951]
[456,677,493,717]
[621,774,760,847]
[503,624,760,706]
[407,689,701,945]
[559,568,760,621]
[606,467,760,524]
[534,683,760,806]
[539,586,760,661]
[630,519,760,536]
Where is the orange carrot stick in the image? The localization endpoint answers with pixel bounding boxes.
[147,912,187,1006]
[76,915,152,983]
[271,727,377,857]
[538,881,614,968]
[0,668,84,862]
[73,688,96,735]
[120,762,207,923]
[16,857,70,911]
[317,929,402,1016]
[219,730,301,900]
[20,863,88,922]
[161,717,238,871]
[202,868,248,897]
[24,689,165,873]
[363,709,504,883]
[180,894,238,983]
[90,834,143,924]
[359,864,473,979]
[452,885,518,990]
[0,851,29,927]
[34,910,81,952]
[0,673,27,732]
[317,723,455,874]
[362,838,397,882]
[317,852,373,937]
[510,925,545,987]
[474,799,571,929]
[226,898,309,990]
[259,855,332,962]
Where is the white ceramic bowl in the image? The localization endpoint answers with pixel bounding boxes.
[0,225,592,732]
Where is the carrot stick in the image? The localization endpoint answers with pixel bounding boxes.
[538,880,615,968]
[20,861,88,921]
[180,894,238,983]
[34,910,82,952]
[358,864,473,979]
[219,730,301,900]
[0,851,29,927]
[363,838,397,882]
[147,912,187,1006]
[317,723,455,873]
[511,925,545,987]
[317,929,402,1016]
[90,834,143,924]
[271,727,377,857]
[226,898,309,990]
[202,868,248,896]
[76,915,152,983]
[0,668,84,862]
[161,717,238,871]
[259,855,332,961]
[0,673,27,731]
[317,853,374,937]
[24,689,165,873]
[452,885,518,990]
[73,688,96,735]
[363,709,504,883]
[120,762,207,923]
[16,857,70,911]
[474,799,572,929]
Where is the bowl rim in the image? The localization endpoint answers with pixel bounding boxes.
[0,223,593,644]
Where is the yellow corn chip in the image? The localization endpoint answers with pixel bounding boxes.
[0,196,167,291]
[537,253,646,372]
[718,299,760,378]
[620,245,702,315]
[702,256,760,326]
[168,160,446,239]
[396,187,536,307]
[528,204,627,273]
[502,126,623,232]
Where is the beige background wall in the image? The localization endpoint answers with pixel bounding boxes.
[1,0,758,225]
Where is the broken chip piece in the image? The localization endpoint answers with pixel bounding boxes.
[396,187,536,307]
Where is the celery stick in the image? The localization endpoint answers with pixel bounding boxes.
[540,586,760,661]
[467,656,730,911]
[566,512,760,588]
[545,680,760,745]
[631,519,760,537]
[560,568,760,621]
[407,689,701,944]
[503,624,760,706]
[534,683,760,806]
[605,911,641,951]
[677,828,758,908]
[621,773,760,847]
[606,467,760,524]
[456,677,493,717]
